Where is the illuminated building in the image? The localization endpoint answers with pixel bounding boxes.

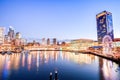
[4,35,10,44]
[15,38,27,46]
[53,38,57,45]
[68,39,94,50]
[0,27,5,44]
[96,11,114,43]
[112,38,120,51]
[47,38,50,45]
[57,42,59,45]
[8,26,15,41]
[20,38,27,45]
[15,32,21,39]
[14,39,20,46]
[42,38,46,45]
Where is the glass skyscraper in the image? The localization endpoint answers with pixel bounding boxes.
[96,11,114,43]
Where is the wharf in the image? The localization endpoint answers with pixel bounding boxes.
[88,51,120,64]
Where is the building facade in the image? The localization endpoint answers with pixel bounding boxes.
[53,38,57,45]
[15,32,21,39]
[4,35,10,44]
[47,38,50,45]
[96,11,114,43]
[68,39,95,50]
[14,38,27,46]
[42,38,46,45]
[0,27,5,44]
[8,26,15,41]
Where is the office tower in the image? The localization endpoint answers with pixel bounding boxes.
[53,38,57,45]
[0,27,5,44]
[57,42,59,45]
[15,32,21,39]
[4,35,10,44]
[47,38,50,45]
[42,38,46,45]
[96,11,114,43]
[8,26,15,41]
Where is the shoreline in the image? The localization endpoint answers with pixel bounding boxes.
[0,49,120,64]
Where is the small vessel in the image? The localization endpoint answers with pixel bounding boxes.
[7,51,12,55]
[1,49,7,55]
[1,51,6,55]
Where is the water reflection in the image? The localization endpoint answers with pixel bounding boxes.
[22,53,25,67]
[0,51,120,80]
[99,58,120,80]
[61,52,96,64]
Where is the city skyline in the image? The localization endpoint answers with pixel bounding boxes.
[0,0,120,40]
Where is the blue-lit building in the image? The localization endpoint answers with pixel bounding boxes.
[96,11,114,43]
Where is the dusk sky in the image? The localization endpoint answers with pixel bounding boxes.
[0,0,120,40]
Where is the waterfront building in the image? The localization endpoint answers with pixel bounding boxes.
[113,39,120,47]
[15,39,21,46]
[96,11,114,43]
[61,41,66,46]
[112,38,120,52]
[20,38,27,46]
[68,39,95,50]
[53,38,57,45]
[0,43,11,52]
[57,42,60,45]
[42,38,46,45]
[14,38,27,46]
[8,26,15,41]
[47,38,50,45]
[0,27,5,44]
[15,32,21,39]
[4,35,11,44]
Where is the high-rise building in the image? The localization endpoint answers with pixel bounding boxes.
[0,27,5,44]
[8,26,15,41]
[14,38,27,46]
[4,35,10,44]
[42,38,46,45]
[96,11,114,43]
[15,32,21,39]
[47,38,50,45]
[53,38,57,45]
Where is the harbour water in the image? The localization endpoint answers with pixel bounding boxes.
[0,51,120,80]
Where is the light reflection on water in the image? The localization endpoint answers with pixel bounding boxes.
[100,58,120,80]
[0,51,120,80]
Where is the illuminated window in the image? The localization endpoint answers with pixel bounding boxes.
[103,24,106,27]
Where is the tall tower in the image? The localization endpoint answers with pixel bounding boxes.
[47,38,50,45]
[53,38,57,45]
[42,38,46,45]
[0,27,5,44]
[96,11,114,43]
[15,32,21,39]
[8,26,15,41]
